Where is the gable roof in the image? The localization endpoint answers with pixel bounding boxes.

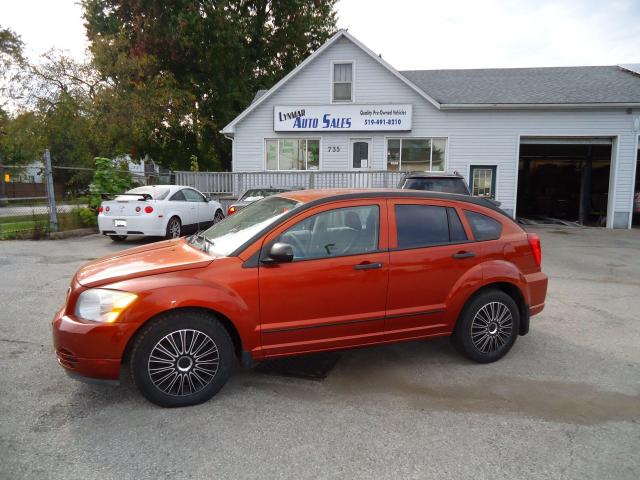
[401,65,640,108]
[221,29,440,135]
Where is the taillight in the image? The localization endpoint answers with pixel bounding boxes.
[527,233,542,269]
[144,206,154,214]
[135,206,141,213]
[98,206,104,213]
[227,206,236,215]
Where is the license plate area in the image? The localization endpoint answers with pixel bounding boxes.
[114,219,127,228]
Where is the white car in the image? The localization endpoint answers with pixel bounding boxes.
[98,185,225,241]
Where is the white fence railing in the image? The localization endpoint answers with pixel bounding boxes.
[175,170,406,197]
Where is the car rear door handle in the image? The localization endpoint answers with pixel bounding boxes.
[353,262,383,270]
[452,251,476,259]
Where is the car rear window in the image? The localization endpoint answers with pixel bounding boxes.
[401,178,470,195]
[395,205,450,248]
[464,210,502,240]
[118,186,170,200]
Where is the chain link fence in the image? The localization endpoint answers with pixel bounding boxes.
[0,153,176,240]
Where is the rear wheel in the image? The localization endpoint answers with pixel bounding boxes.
[165,216,182,239]
[452,289,520,363]
[110,235,127,242]
[130,310,234,407]
[214,209,225,223]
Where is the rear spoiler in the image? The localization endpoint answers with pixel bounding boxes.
[100,193,152,201]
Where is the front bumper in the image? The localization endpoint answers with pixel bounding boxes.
[52,307,139,381]
[98,213,166,237]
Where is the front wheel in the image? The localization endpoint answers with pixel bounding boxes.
[452,289,520,363]
[214,209,225,223]
[130,311,234,407]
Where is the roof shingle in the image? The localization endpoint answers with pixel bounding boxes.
[400,65,640,105]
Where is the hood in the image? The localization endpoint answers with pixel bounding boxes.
[76,239,215,287]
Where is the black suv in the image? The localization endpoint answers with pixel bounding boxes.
[398,171,501,207]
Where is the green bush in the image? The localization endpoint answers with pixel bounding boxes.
[88,157,132,212]
[77,207,97,227]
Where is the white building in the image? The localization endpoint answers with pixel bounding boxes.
[222,30,640,228]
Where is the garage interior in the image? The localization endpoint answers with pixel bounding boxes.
[517,138,612,226]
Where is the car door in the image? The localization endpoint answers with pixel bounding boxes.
[168,189,196,227]
[258,200,389,357]
[385,199,482,341]
[183,188,213,227]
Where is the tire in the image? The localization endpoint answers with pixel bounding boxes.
[130,310,234,407]
[451,289,520,364]
[110,235,127,242]
[214,209,225,223]
[165,216,182,239]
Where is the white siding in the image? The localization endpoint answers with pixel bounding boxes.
[231,37,638,224]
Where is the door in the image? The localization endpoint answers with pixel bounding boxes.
[385,200,481,341]
[183,188,213,226]
[258,201,389,357]
[470,165,497,199]
[351,139,371,169]
[168,189,196,226]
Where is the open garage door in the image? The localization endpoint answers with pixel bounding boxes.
[517,137,613,226]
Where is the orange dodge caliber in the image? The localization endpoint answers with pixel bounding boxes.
[53,189,547,407]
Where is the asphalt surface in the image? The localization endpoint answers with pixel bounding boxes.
[1,228,639,479]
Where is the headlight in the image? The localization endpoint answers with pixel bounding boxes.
[75,289,138,323]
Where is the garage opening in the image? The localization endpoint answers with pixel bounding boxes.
[517,138,612,226]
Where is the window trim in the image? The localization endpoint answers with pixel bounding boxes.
[263,137,322,171]
[384,136,449,172]
[330,60,355,104]
[468,164,498,200]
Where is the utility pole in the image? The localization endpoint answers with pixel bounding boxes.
[44,149,58,233]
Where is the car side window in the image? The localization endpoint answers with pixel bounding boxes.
[278,205,379,260]
[170,190,186,201]
[395,205,450,248]
[183,189,206,202]
[464,210,502,241]
[447,208,468,242]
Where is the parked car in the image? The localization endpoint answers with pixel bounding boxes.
[227,187,299,215]
[53,189,547,407]
[398,171,502,207]
[98,185,225,241]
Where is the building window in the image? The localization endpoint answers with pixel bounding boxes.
[266,139,320,171]
[386,138,447,171]
[333,62,353,102]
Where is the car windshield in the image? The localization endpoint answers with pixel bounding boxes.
[402,178,470,195]
[115,186,170,200]
[200,196,301,256]
[240,189,286,202]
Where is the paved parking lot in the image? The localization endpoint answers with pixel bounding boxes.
[1,228,639,479]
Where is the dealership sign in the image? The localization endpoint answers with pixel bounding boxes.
[274,104,412,132]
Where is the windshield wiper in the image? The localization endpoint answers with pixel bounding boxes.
[189,231,215,253]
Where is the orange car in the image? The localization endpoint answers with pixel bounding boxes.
[52,189,547,407]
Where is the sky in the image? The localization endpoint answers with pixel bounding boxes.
[1,0,639,69]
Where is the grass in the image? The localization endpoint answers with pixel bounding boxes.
[0,211,93,240]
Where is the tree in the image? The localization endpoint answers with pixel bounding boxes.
[82,0,338,171]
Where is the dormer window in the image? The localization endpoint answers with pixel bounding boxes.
[333,62,353,102]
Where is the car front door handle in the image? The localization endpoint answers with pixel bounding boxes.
[452,251,476,259]
[353,262,383,270]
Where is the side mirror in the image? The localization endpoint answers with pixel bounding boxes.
[264,242,294,263]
